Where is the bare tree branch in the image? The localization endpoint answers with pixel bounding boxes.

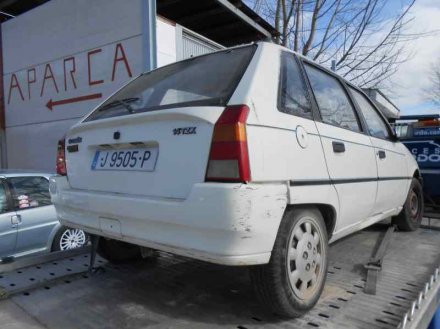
[245,0,424,88]
[302,0,321,55]
[313,0,341,60]
[425,60,440,108]
[294,0,302,51]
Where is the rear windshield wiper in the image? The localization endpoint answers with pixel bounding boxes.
[98,97,140,113]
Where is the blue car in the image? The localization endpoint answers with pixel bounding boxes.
[0,171,87,261]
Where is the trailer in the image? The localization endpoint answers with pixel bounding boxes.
[0,218,438,329]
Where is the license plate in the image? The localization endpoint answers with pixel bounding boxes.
[91,148,158,171]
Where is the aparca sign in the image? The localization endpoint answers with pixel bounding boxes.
[5,35,142,127]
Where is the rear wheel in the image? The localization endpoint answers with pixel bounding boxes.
[250,207,328,318]
[392,178,424,231]
[97,238,142,264]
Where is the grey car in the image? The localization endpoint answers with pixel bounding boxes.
[0,171,87,260]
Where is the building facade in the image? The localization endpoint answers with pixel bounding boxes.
[0,0,275,171]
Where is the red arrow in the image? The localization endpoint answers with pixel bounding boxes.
[46,93,102,110]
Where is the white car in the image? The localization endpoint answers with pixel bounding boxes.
[50,42,423,317]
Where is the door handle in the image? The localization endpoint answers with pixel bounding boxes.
[11,215,22,225]
[332,141,345,153]
[378,150,386,159]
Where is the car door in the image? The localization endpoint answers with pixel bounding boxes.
[0,178,18,258]
[7,176,58,256]
[348,87,409,214]
[302,63,378,232]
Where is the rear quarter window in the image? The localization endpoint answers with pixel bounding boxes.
[278,52,312,120]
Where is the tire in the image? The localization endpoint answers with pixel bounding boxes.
[97,238,142,264]
[392,178,424,231]
[52,226,88,251]
[250,206,329,318]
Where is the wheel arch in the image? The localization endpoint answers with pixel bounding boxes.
[47,222,63,251]
[413,169,422,182]
[285,203,337,240]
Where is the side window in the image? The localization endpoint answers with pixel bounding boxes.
[349,87,390,140]
[278,53,312,119]
[0,183,9,214]
[304,64,361,132]
[8,176,51,210]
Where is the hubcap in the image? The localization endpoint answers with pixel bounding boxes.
[60,229,86,250]
[287,217,324,300]
[409,190,419,219]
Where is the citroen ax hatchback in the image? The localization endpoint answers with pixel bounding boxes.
[50,42,423,317]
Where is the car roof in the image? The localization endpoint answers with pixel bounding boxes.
[255,41,374,96]
[0,170,55,178]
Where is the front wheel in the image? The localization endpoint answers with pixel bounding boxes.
[52,226,88,251]
[392,178,424,231]
[250,207,329,318]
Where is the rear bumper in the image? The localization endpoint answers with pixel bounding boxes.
[49,176,287,265]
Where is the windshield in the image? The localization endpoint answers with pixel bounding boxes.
[84,45,256,122]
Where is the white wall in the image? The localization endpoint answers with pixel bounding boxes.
[157,17,177,67]
[2,0,177,171]
[6,119,80,171]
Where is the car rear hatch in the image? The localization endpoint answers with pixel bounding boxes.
[65,45,256,200]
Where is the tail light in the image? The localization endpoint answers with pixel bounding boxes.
[56,138,67,176]
[206,105,251,182]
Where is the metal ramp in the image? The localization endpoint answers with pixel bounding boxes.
[0,221,439,329]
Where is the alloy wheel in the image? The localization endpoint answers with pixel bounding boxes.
[60,229,87,250]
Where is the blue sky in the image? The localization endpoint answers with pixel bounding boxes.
[386,0,440,115]
[246,0,440,116]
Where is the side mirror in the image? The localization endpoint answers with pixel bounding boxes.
[390,130,399,142]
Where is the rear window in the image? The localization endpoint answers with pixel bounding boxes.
[85,45,256,122]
